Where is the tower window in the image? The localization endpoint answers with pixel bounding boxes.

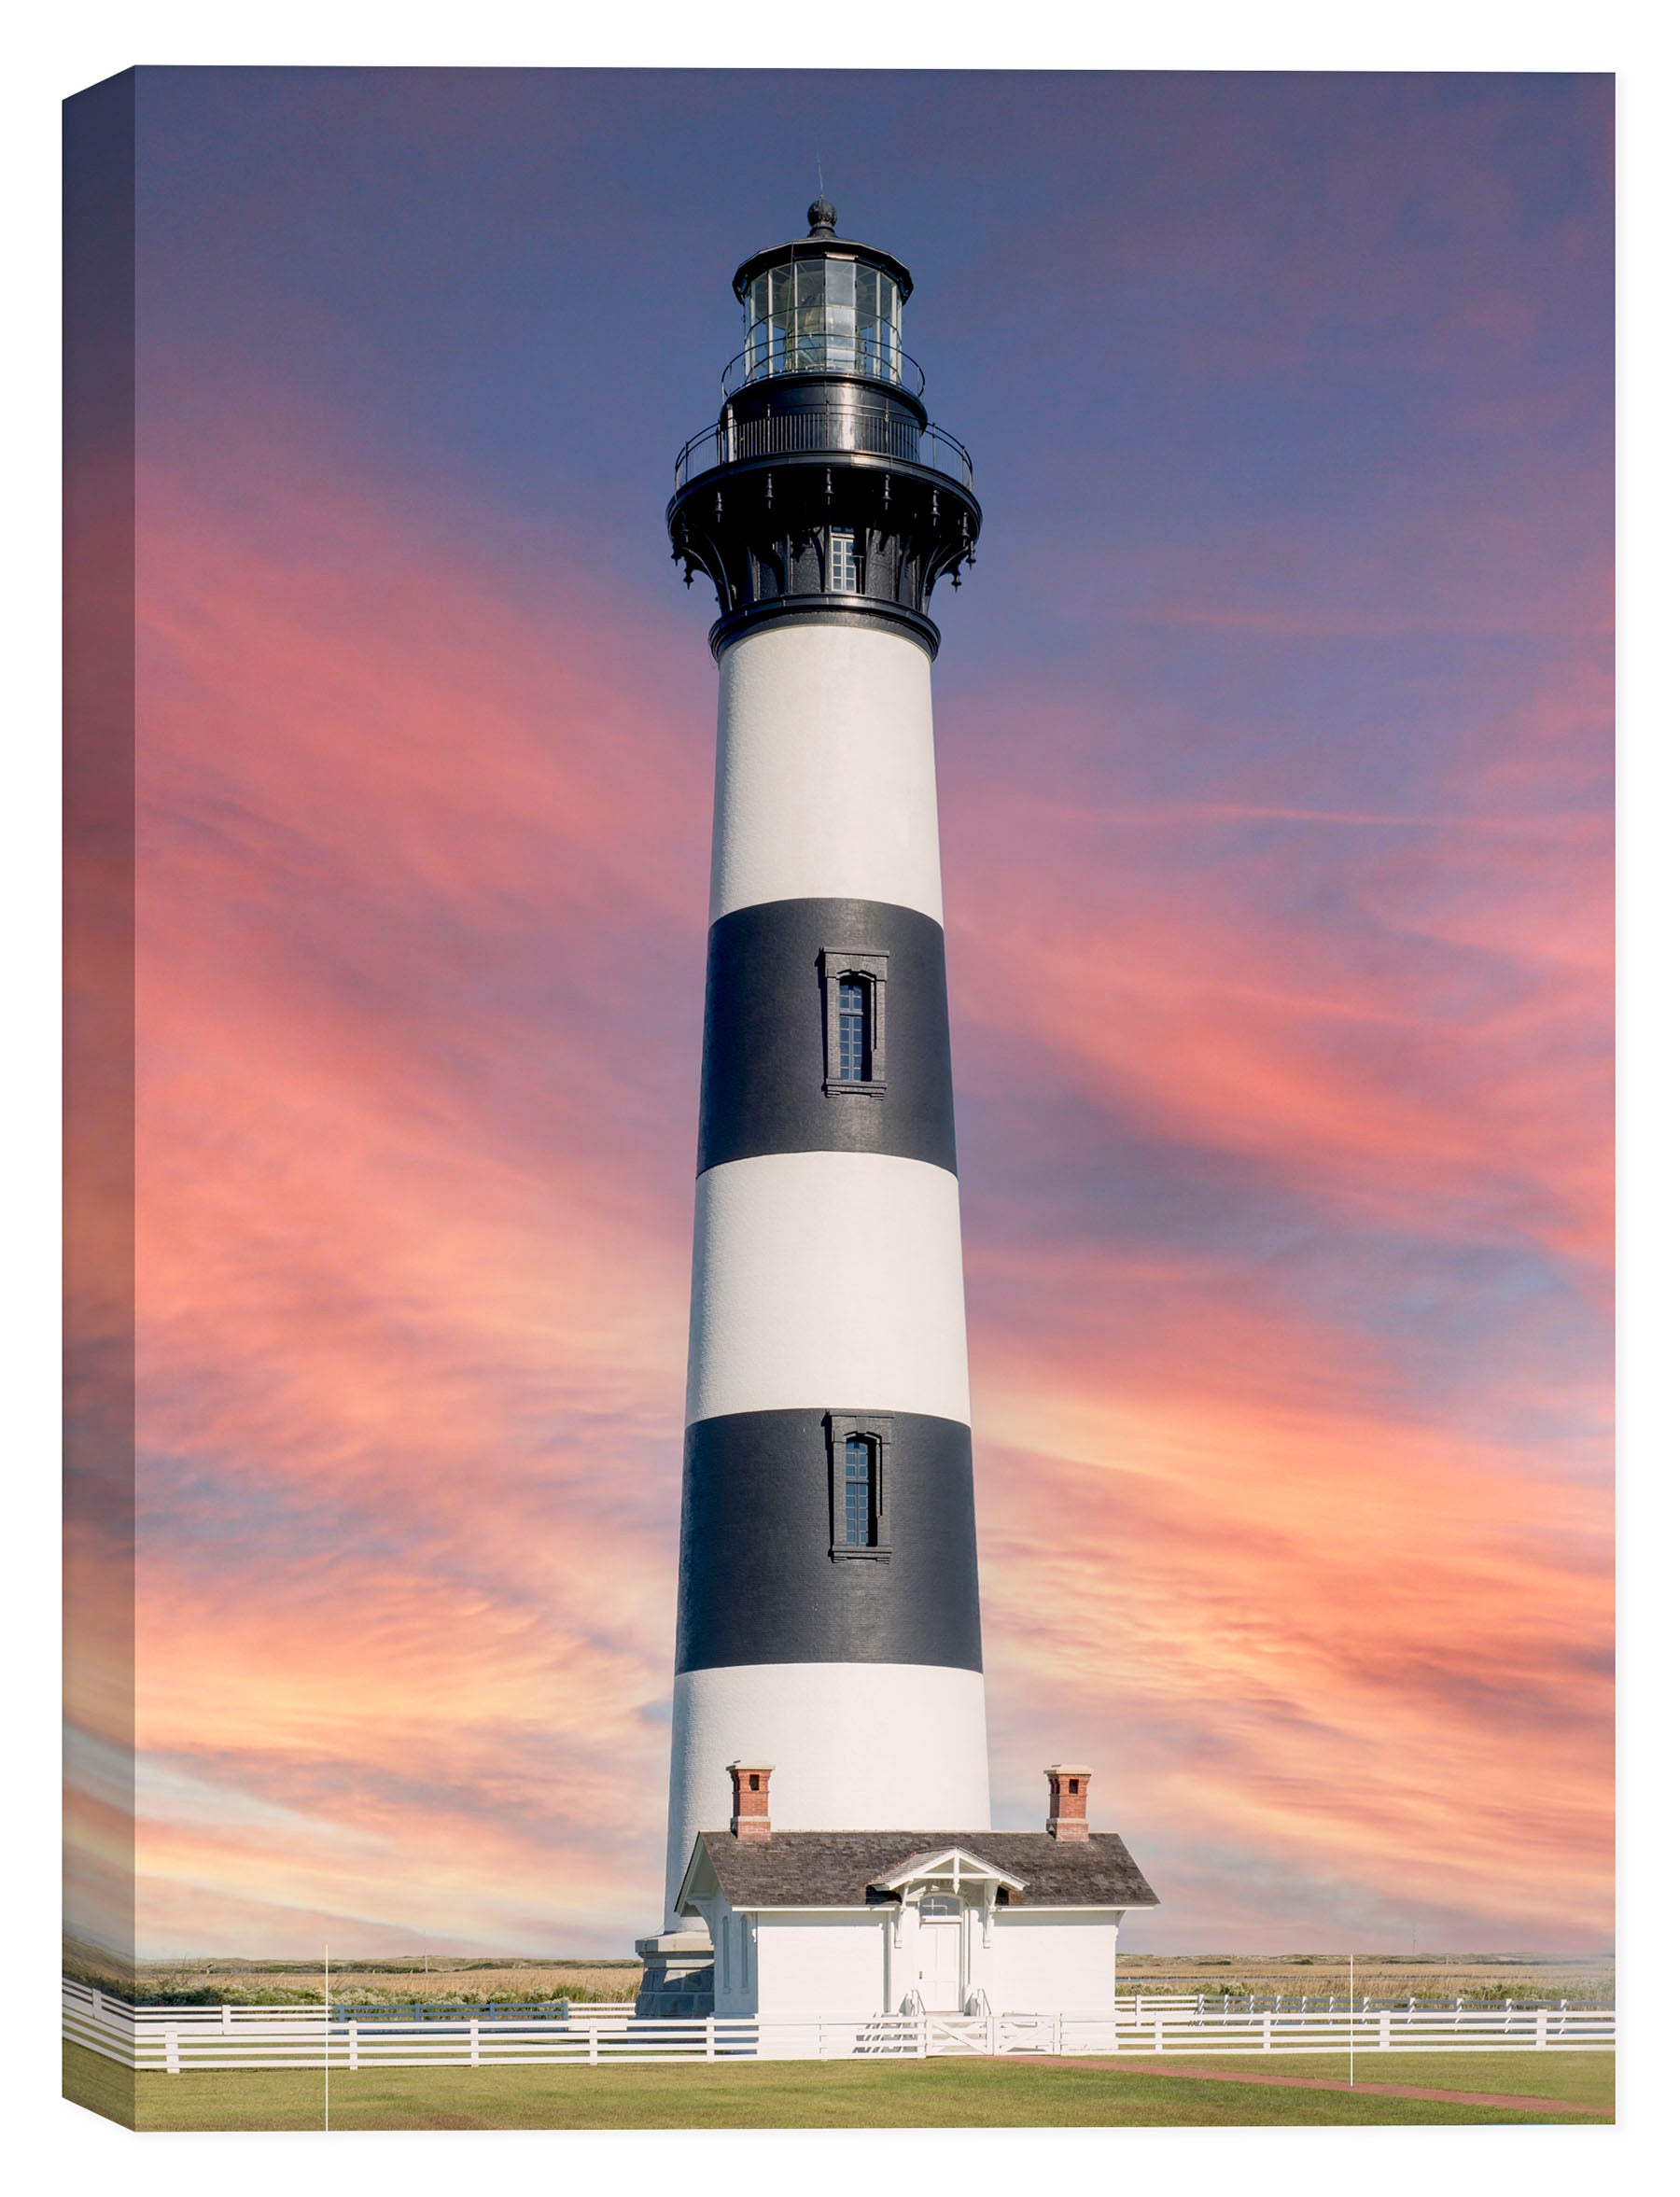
[820,948,889,1095]
[837,979,868,1080]
[829,529,859,594]
[826,1413,893,1560]
[843,1435,875,1546]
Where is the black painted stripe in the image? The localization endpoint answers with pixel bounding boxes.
[698,898,957,1176]
[676,1408,983,1674]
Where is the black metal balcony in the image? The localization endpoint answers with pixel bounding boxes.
[676,409,973,493]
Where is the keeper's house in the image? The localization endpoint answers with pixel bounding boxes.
[671,1762,1158,2021]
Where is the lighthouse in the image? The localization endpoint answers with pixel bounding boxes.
[636,202,1159,2025]
[637,201,987,1996]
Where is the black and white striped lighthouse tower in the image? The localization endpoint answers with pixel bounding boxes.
[640,202,987,2003]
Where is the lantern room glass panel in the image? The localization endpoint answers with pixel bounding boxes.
[742,256,903,385]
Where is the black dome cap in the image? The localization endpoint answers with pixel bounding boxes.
[733,203,914,303]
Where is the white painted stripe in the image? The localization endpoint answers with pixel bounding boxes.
[665,1661,991,1924]
[710,622,945,924]
[685,1151,971,1427]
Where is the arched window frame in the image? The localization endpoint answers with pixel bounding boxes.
[824,1411,892,1560]
[820,948,889,1097]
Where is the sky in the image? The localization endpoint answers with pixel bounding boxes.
[71,67,1611,1959]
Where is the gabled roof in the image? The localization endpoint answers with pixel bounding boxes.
[679,1830,1159,1916]
[870,1845,1028,1895]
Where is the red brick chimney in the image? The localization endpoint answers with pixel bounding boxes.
[728,1761,775,1841]
[1045,1764,1092,1841]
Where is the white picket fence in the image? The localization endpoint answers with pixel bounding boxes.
[62,1980,1615,2073]
[1113,1991,1609,2030]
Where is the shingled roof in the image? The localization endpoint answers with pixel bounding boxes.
[684,1830,1159,1912]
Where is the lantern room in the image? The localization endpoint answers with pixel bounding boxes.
[733,199,913,391]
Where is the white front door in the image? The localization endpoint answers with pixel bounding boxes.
[917,1901,962,2010]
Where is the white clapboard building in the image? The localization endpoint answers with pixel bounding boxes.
[671,1763,1156,2021]
[637,200,1159,2020]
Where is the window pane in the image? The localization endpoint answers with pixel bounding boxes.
[855,266,884,376]
[769,264,793,371]
[822,258,855,371]
[829,529,859,597]
[794,259,825,367]
[837,973,866,1076]
[745,273,769,376]
[843,1436,873,1546]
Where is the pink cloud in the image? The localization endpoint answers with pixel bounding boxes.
[66,377,1611,1960]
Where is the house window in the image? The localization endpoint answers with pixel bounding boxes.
[820,949,889,1095]
[829,528,859,594]
[919,1896,961,1920]
[826,1412,892,1559]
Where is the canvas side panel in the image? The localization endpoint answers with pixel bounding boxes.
[63,64,139,2132]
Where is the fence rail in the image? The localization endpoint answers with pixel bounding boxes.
[62,1980,1614,2074]
[1112,1991,1606,2022]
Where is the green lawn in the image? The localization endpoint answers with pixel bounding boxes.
[1120,2050,1613,2110]
[63,2041,1613,2133]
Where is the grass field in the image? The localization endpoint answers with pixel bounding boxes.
[63,2042,1613,2132]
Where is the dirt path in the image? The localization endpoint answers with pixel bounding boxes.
[1090,2058,1611,2117]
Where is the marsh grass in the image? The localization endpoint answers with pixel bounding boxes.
[64,1935,1612,2011]
[64,1937,639,2008]
[1112,1953,1614,2006]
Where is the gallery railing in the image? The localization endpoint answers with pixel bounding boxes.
[674,410,973,492]
[722,340,926,400]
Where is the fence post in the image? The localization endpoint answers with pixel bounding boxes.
[1379,2011,1391,2051]
[1535,2010,1547,2050]
[589,2021,599,2066]
[917,2015,928,2060]
[469,2017,480,2067]
[221,2003,231,2032]
[1154,2016,1164,2054]
[164,2025,180,2076]
[1262,2014,1272,2052]
[707,2016,716,2062]
[348,2020,359,2071]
